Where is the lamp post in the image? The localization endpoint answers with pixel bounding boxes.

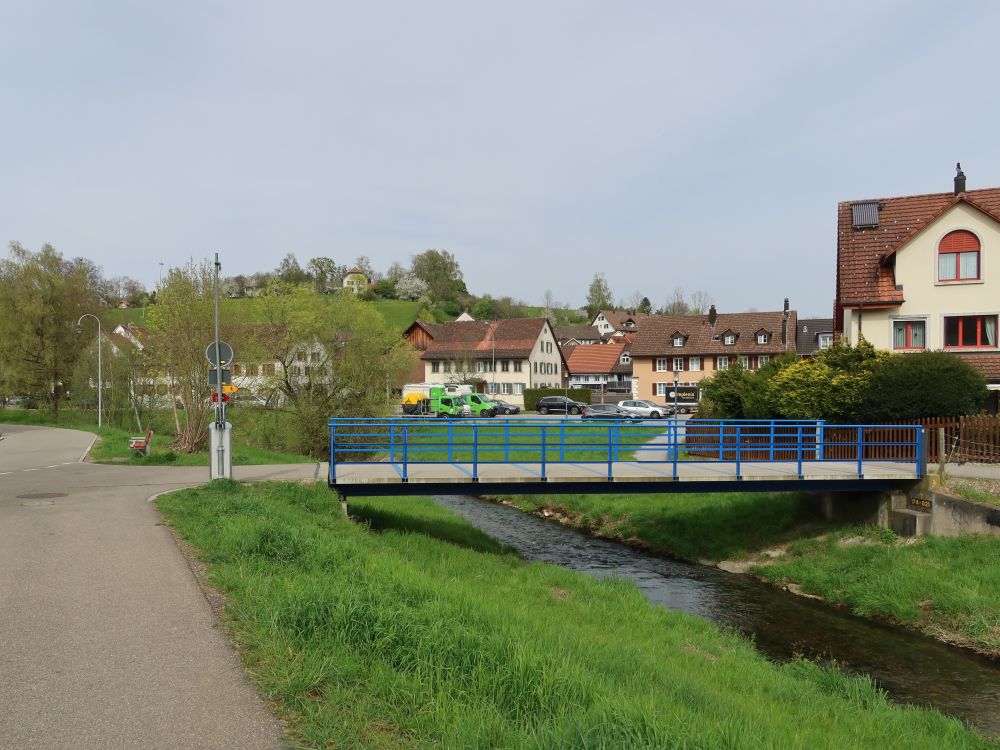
[76,314,102,428]
[672,368,680,416]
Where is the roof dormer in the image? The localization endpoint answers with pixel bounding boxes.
[754,328,772,345]
[670,331,688,347]
[721,329,738,345]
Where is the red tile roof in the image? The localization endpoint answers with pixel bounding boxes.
[566,342,626,375]
[597,310,652,330]
[957,354,1000,381]
[420,318,551,360]
[835,188,1000,323]
[631,311,797,357]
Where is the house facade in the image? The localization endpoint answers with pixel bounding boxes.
[835,165,1000,410]
[591,310,650,336]
[420,318,564,405]
[565,342,632,393]
[342,268,370,295]
[796,318,834,357]
[630,305,797,405]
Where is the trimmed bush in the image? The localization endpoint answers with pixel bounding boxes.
[860,351,989,421]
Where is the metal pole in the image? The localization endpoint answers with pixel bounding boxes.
[214,253,224,478]
[673,370,679,415]
[76,314,102,429]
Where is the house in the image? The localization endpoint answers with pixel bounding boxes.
[342,268,370,295]
[591,310,651,336]
[835,164,1000,411]
[565,341,632,393]
[554,325,604,346]
[419,318,564,406]
[454,311,476,322]
[796,318,834,357]
[630,304,796,406]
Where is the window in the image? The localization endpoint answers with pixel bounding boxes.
[655,383,668,396]
[502,382,512,395]
[513,383,524,395]
[739,355,749,369]
[533,362,538,373]
[756,332,769,344]
[673,336,684,347]
[759,355,769,366]
[689,356,701,371]
[476,361,485,373]
[944,315,997,348]
[514,361,522,372]
[818,333,833,349]
[717,356,729,370]
[723,334,735,345]
[487,382,499,394]
[232,364,242,376]
[892,320,926,350]
[443,361,452,373]
[938,230,980,281]
[263,363,276,376]
[296,351,305,362]
[310,352,320,363]
[620,352,631,364]
[431,362,440,373]
[655,358,668,371]
[501,360,510,372]
[672,357,684,371]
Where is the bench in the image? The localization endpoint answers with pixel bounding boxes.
[128,428,153,457]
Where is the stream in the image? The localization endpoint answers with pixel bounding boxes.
[431,494,1000,737]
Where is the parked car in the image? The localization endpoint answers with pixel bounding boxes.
[535,395,587,415]
[617,399,674,418]
[582,404,641,420]
[491,399,520,415]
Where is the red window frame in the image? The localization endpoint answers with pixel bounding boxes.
[938,230,981,281]
[944,315,998,349]
[893,320,925,350]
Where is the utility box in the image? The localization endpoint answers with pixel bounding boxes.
[209,421,233,480]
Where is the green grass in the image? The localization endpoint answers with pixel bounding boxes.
[107,298,426,332]
[155,481,989,749]
[949,484,1000,507]
[0,408,312,465]
[750,528,1000,656]
[500,490,829,562]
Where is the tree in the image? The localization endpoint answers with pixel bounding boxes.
[688,290,713,314]
[411,249,463,301]
[252,287,416,456]
[145,260,243,452]
[638,296,653,315]
[585,273,613,320]
[395,273,429,300]
[307,257,342,293]
[0,242,101,418]
[276,253,310,284]
[352,256,380,283]
[661,287,689,315]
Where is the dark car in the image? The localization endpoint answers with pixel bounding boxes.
[492,399,521,415]
[582,404,640,420]
[535,395,587,415]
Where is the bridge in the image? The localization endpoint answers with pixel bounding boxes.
[328,418,926,497]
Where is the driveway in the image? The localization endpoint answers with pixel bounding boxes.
[0,424,319,749]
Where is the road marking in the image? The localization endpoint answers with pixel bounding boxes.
[23,468,39,472]
[0,471,11,476]
[45,464,60,469]
[62,462,74,465]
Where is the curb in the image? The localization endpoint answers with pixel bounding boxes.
[79,434,99,463]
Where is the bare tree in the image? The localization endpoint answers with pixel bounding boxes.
[689,290,714,314]
[661,286,689,315]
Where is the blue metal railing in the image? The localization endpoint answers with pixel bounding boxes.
[329,418,925,484]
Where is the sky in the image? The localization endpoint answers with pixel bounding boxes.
[3,1,999,317]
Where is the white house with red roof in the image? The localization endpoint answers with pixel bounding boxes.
[835,165,1000,409]
[565,341,631,393]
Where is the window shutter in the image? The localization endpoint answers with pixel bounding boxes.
[652,382,656,397]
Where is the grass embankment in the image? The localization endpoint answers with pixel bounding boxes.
[499,490,1000,656]
[156,482,988,749]
[0,408,312,465]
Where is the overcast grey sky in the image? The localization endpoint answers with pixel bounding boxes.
[3,1,998,316]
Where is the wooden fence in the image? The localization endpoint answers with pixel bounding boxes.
[685,416,1000,464]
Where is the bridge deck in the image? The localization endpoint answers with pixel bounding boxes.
[332,459,920,496]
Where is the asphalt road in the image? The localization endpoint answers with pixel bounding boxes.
[0,423,320,750]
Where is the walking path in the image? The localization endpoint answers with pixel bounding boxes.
[0,423,323,750]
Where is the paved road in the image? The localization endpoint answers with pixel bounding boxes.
[0,424,321,750]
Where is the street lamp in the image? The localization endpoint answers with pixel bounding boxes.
[76,313,102,428]
[672,368,680,416]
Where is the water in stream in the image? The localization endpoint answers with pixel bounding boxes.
[431,495,1000,737]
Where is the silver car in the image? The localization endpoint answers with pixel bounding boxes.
[617,399,673,418]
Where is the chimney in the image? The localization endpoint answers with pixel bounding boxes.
[782,298,789,345]
[708,304,717,327]
[954,162,966,195]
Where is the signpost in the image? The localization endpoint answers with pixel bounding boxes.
[208,253,232,480]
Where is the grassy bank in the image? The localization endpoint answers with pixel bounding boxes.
[157,482,988,748]
[0,408,312,465]
[497,490,1000,656]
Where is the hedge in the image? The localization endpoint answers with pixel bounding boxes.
[523,388,593,411]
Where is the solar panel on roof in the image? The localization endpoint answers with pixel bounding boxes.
[851,201,880,229]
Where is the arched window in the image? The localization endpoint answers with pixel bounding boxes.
[938,230,980,281]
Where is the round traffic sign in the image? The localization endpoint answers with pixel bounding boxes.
[206,341,234,367]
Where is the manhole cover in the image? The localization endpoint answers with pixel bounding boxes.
[16,492,67,500]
